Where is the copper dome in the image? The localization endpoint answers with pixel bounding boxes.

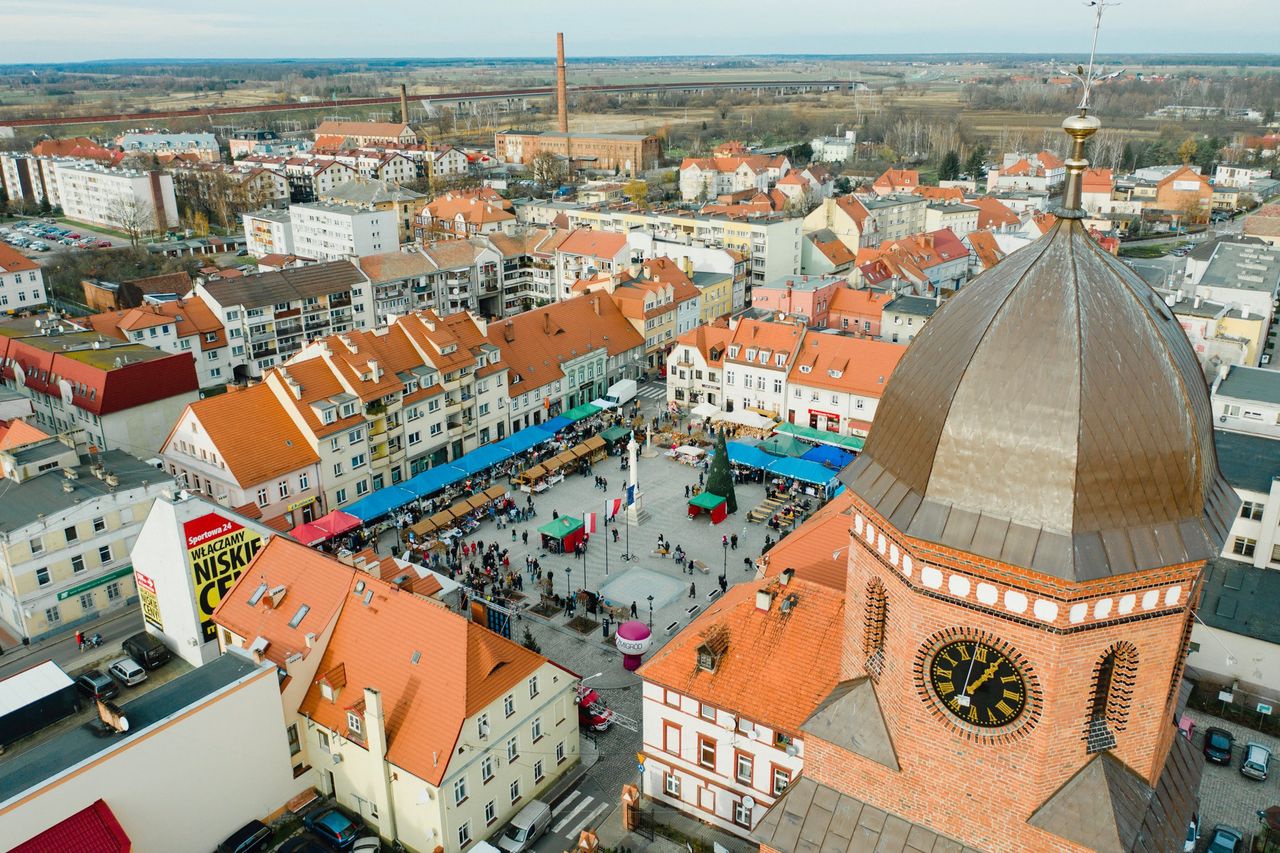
[840,218,1237,581]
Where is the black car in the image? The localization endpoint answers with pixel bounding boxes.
[75,670,119,702]
[278,836,328,853]
[1203,727,1234,765]
[217,819,272,853]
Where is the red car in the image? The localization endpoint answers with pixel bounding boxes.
[576,684,613,732]
[96,240,111,248]
[67,233,81,239]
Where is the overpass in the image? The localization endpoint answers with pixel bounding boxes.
[1,79,849,130]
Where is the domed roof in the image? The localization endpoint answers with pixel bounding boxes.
[840,217,1237,582]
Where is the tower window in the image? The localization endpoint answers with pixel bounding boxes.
[1084,642,1139,754]
[863,578,888,678]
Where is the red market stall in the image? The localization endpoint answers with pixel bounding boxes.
[289,510,361,546]
[688,491,728,524]
[538,516,585,554]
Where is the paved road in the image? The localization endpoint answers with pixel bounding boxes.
[0,607,143,679]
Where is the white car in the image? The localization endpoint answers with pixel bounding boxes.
[352,838,381,852]
[107,656,148,686]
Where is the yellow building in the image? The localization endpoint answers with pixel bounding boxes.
[692,270,733,323]
[319,179,426,246]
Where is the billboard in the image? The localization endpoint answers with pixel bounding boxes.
[136,570,163,630]
[185,512,264,642]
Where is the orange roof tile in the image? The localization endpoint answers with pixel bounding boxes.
[638,571,845,733]
[726,319,805,370]
[827,287,888,321]
[873,169,919,192]
[176,383,318,487]
[675,324,734,368]
[787,334,904,397]
[0,243,39,274]
[965,229,1006,271]
[557,228,629,260]
[0,418,48,451]
[760,491,855,591]
[970,196,1021,230]
[914,186,966,203]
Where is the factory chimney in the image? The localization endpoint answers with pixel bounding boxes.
[556,33,569,133]
[400,84,410,126]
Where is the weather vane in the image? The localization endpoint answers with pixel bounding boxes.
[1058,1,1124,112]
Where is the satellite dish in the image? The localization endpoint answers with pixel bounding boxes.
[743,796,756,811]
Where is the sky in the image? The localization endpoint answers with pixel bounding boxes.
[4,0,1279,63]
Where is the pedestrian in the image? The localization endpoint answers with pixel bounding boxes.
[719,575,728,593]
[699,472,705,487]
[688,558,696,575]
[731,533,738,550]
[612,527,619,543]
[75,629,84,651]
[522,529,529,546]
[744,556,753,571]
[684,484,690,498]
[602,477,607,491]
[630,600,638,617]
[511,528,517,541]
[689,581,696,598]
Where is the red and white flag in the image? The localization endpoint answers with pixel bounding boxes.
[583,512,598,534]
[604,498,623,520]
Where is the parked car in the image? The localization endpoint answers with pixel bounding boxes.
[67,233,80,239]
[1202,727,1234,764]
[1241,742,1271,781]
[122,631,171,670]
[75,670,119,702]
[278,836,328,853]
[1184,813,1199,852]
[1207,824,1244,853]
[96,240,111,248]
[497,800,552,853]
[236,248,249,256]
[351,839,381,853]
[303,808,360,849]
[107,656,147,687]
[217,819,272,853]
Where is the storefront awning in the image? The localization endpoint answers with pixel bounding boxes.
[403,464,468,499]
[537,415,573,434]
[290,510,361,545]
[451,444,514,476]
[343,486,416,523]
[496,429,551,455]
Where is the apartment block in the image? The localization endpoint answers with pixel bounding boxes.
[291,201,398,261]
[52,161,178,233]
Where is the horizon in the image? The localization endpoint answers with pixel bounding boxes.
[6,0,1280,64]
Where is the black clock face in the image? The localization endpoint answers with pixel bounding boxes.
[928,639,1027,729]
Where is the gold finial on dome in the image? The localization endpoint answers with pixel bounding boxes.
[1056,1,1122,216]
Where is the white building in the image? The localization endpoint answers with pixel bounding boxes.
[242,209,296,257]
[116,131,220,161]
[785,334,904,437]
[52,161,178,233]
[810,132,858,163]
[0,440,175,643]
[291,201,398,261]
[638,570,844,838]
[722,319,805,419]
[1213,364,1280,439]
[0,243,48,312]
[82,297,236,390]
[0,653,302,853]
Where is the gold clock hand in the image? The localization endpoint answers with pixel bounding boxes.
[966,661,1002,695]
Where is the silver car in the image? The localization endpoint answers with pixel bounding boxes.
[108,656,148,687]
[1240,742,1270,781]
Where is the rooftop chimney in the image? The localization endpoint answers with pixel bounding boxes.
[555,33,569,134]
[756,589,773,612]
[779,567,795,586]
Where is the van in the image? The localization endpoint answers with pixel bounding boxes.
[496,800,552,852]
[122,632,171,670]
[603,379,637,408]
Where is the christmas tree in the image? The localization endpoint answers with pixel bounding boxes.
[705,430,738,514]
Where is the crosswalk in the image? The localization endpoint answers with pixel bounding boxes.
[550,790,609,841]
[635,384,667,401]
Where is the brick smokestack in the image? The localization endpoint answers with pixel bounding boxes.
[400,83,409,126]
[556,32,568,133]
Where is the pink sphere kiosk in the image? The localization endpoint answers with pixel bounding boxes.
[615,620,653,670]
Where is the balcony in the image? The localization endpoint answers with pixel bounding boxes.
[329,297,352,309]
[252,345,278,359]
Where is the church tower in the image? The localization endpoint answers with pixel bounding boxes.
[752,113,1235,852]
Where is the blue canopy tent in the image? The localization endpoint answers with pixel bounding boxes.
[452,444,515,476]
[801,444,855,469]
[403,465,467,499]
[536,415,573,434]
[343,485,418,523]
[721,440,776,470]
[495,429,551,455]
[765,456,840,491]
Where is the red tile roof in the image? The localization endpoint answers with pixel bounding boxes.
[760,491,855,591]
[827,287,888,322]
[970,196,1021,230]
[557,228,628,260]
[873,169,919,192]
[12,799,129,853]
[0,418,48,450]
[0,243,39,274]
[787,334,905,397]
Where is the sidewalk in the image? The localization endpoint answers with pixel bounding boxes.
[0,608,143,679]
[595,797,757,853]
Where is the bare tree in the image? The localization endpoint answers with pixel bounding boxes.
[106,196,156,246]
[530,151,566,188]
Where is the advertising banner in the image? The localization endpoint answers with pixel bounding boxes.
[184,512,264,642]
[136,570,163,631]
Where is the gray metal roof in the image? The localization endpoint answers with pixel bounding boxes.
[1217,364,1280,405]
[883,295,938,317]
[1198,241,1280,293]
[1212,428,1280,494]
[842,220,1238,581]
[0,653,262,804]
[201,261,363,309]
[0,449,170,534]
[1198,556,1280,644]
[1187,234,1266,262]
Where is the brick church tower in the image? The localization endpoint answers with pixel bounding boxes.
[753,113,1236,852]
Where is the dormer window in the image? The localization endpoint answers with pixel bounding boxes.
[322,408,336,424]
[828,369,842,378]
[744,347,756,361]
[341,403,357,418]
[775,354,785,367]
[728,345,740,359]
[799,365,812,374]
[696,625,730,673]
[347,711,363,736]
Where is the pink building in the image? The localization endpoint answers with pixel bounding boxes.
[750,274,846,326]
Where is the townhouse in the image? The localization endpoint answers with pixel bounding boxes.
[722,319,806,419]
[0,316,199,454]
[802,194,927,253]
[678,155,791,202]
[626,233,749,314]
[750,274,846,326]
[785,334,905,437]
[638,568,843,837]
[213,537,581,852]
[573,258,702,372]
[880,294,938,343]
[855,229,969,295]
[0,437,175,643]
[418,188,517,238]
[194,261,372,379]
[83,296,233,390]
[667,324,733,410]
[116,131,220,161]
[488,295,645,432]
[554,229,631,301]
[825,288,888,337]
[800,230,855,277]
[161,382,325,528]
[871,168,919,195]
[922,200,979,239]
[319,179,426,246]
[0,243,48,313]
[986,150,1066,193]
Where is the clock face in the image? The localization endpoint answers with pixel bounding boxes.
[927,638,1027,729]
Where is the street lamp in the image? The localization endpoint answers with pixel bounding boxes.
[721,538,728,584]
[647,594,654,628]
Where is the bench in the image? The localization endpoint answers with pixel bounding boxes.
[692,560,710,575]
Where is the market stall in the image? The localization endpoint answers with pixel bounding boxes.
[688,491,728,524]
[289,510,361,546]
[670,445,706,465]
[801,444,855,469]
[599,425,631,447]
[563,402,602,423]
[538,516,585,554]
[773,421,865,452]
[582,434,607,462]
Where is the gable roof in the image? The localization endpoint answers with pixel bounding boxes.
[638,573,845,733]
[914,185,965,203]
[827,287,888,321]
[200,261,362,309]
[0,243,39,274]
[176,383,317,486]
[873,169,919,192]
[315,121,413,139]
[965,229,1007,271]
[0,418,48,451]
[557,228,628,260]
[806,231,855,268]
[787,334,905,397]
[970,196,1021,230]
[674,324,734,368]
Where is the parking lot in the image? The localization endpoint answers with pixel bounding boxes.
[1,218,122,256]
[1185,707,1280,851]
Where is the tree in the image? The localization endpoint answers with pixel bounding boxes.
[938,150,961,181]
[834,175,853,194]
[530,151,566,188]
[520,626,541,654]
[106,197,156,246]
[963,149,986,179]
[1178,136,1199,166]
[623,180,649,208]
[704,430,738,514]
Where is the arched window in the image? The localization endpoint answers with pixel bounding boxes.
[1085,642,1139,753]
[863,578,888,678]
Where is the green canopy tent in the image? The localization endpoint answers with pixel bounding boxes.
[759,434,811,457]
[538,516,585,554]
[774,421,865,452]
[599,425,631,444]
[688,491,728,524]
[563,403,602,422]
